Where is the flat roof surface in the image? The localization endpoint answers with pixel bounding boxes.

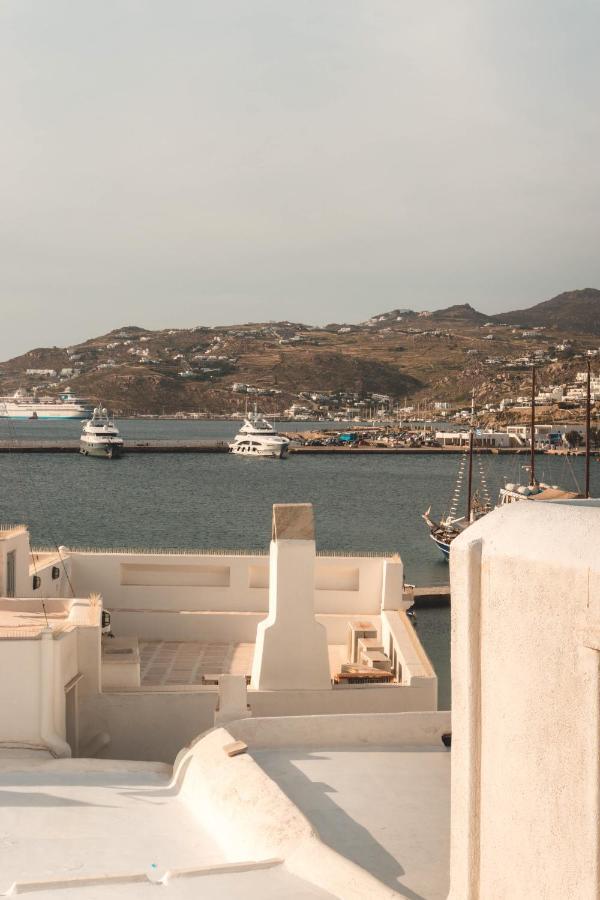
[0,608,71,639]
[252,747,450,900]
[0,757,223,891]
[0,755,334,899]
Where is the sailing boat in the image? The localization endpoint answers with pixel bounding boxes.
[422,394,492,559]
[424,365,594,560]
[497,365,580,507]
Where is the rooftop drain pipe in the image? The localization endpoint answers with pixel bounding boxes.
[40,627,71,758]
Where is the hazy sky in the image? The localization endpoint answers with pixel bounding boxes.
[2,1,599,358]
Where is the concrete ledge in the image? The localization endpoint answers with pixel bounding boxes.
[227,711,451,748]
[4,858,285,894]
[174,725,405,899]
[171,713,451,899]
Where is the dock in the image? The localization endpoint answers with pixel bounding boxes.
[291,445,526,454]
[412,585,450,607]
[0,441,534,455]
[0,440,230,454]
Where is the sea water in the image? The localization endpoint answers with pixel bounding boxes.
[2,417,597,709]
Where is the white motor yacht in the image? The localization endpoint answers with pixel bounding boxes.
[229,410,290,458]
[80,406,124,459]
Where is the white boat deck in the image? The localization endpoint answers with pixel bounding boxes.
[251,746,450,900]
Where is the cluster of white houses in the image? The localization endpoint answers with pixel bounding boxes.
[0,499,598,899]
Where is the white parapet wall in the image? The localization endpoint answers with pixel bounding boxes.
[448,499,600,900]
[172,712,449,900]
[68,549,393,607]
[65,548,403,645]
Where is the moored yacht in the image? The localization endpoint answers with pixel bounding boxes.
[80,405,124,459]
[229,409,290,458]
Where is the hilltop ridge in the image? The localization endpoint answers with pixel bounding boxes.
[1,289,598,415]
[490,288,600,332]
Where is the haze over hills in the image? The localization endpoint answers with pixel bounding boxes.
[0,289,599,416]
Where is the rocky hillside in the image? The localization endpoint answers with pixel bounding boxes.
[491,288,600,333]
[0,290,599,415]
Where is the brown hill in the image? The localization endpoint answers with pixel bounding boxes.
[429,303,490,324]
[1,288,599,414]
[491,289,600,333]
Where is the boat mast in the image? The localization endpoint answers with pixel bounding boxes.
[585,358,591,499]
[530,365,537,486]
[466,391,474,522]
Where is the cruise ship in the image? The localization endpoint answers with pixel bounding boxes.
[0,389,93,419]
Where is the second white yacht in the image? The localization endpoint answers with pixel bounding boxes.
[80,406,124,459]
[229,410,290,458]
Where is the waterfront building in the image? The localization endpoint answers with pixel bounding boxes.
[434,429,511,448]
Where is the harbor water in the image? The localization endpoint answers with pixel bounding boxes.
[2,418,598,709]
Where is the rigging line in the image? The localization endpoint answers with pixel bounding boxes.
[563,452,582,495]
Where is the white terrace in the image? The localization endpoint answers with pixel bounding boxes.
[0,505,436,763]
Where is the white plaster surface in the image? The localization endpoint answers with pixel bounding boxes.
[17,865,336,898]
[252,539,331,690]
[449,499,600,900]
[252,746,450,900]
[0,756,225,893]
[0,714,449,899]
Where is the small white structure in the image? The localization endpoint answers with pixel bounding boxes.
[214,673,251,725]
[435,429,511,448]
[252,504,331,691]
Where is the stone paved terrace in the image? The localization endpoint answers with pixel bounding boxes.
[139,641,348,686]
[139,640,255,686]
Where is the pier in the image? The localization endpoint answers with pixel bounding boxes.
[0,439,230,454]
[412,585,450,607]
[0,440,537,455]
